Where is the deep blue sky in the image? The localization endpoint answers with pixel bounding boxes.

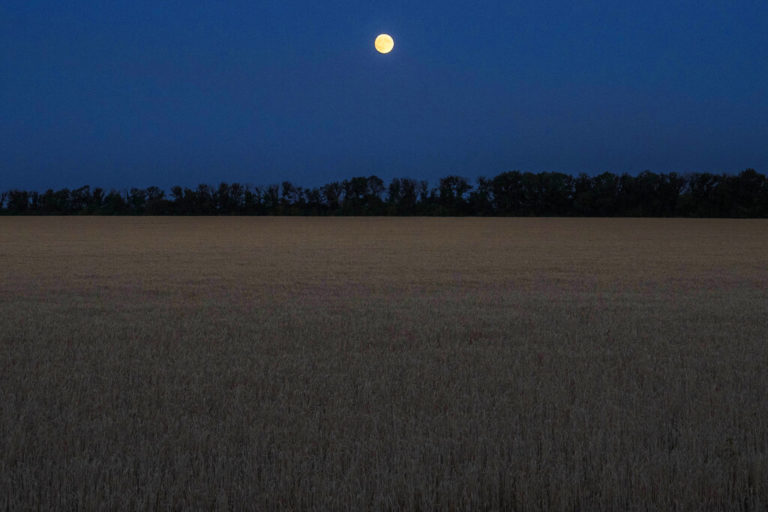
[2,0,767,191]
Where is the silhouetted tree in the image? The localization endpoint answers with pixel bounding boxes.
[212,183,241,214]
[468,177,494,215]
[170,186,189,214]
[126,188,147,214]
[193,184,215,214]
[262,184,280,214]
[620,171,684,217]
[437,176,472,215]
[303,187,324,215]
[529,172,573,216]
[144,186,172,215]
[6,190,30,213]
[591,172,621,216]
[321,182,343,213]
[244,185,262,215]
[280,181,306,214]
[69,186,92,213]
[340,176,384,215]
[100,190,129,214]
[3,169,768,217]
[679,173,725,217]
[491,171,524,215]
[387,178,421,215]
[386,178,402,215]
[88,188,105,214]
[729,169,767,217]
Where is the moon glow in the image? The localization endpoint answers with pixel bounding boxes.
[375,34,394,54]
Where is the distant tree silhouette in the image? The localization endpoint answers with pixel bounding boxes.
[729,169,767,217]
[101,191,129,214]
[68,186,90,213]
[6,190,30,214]
[303,187,324,215]
[491,171,524,215]
[144,186,171,215]
[468,176,493,216]
[262,185,280,214]
[437,176,472,215]
[243,185,262,215]
[321,182,343,213]
[386,178,423,215]
[531,172,573,216]
[88,188,105,214]
[340,176,384,215]
[2,169,767,217]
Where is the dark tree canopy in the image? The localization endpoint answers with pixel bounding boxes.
[2,170,767,217]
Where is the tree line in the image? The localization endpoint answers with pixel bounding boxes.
[2,169,767,217]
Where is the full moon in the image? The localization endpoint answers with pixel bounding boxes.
[375,34,394,54]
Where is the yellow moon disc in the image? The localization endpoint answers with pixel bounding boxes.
[375,34,394,54]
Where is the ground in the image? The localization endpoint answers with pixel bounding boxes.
[1,217,767,510]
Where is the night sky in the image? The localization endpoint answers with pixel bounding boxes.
[2,0,767,191]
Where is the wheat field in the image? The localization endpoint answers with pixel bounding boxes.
[1,217,767,510]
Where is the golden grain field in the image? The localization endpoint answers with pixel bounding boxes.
[1,217,767,510]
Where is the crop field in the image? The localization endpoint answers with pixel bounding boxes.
[1,217,767,510]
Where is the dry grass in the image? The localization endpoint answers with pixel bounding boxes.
[1,217,767,510]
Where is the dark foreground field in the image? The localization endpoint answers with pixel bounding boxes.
[1,217,767,510]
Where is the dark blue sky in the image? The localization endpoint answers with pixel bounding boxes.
[2,0,767,190]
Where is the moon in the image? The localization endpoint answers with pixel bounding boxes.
[375,34,394,54]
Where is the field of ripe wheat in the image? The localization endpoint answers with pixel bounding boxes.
[1,217,767,510]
